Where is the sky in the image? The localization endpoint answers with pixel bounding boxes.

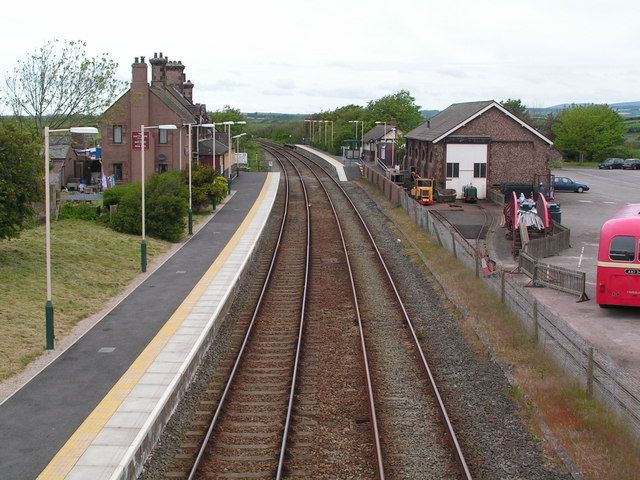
[1,0,638,114]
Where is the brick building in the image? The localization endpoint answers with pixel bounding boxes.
[100,53,212,184]
[361,124,403,165]
[405,100,560,199]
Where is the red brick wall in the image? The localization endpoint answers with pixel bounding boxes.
[406,106,561,189]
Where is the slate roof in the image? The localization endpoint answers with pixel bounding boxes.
[362,124,403,143]
[198,131,229,156]
[150,87,198,124]
[405,100,493,141]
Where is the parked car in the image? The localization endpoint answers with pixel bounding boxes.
[598,158,625,169]
[622,158,640,170]
[553,176,590,193]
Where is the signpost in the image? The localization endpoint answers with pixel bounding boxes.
[132,131,150,150]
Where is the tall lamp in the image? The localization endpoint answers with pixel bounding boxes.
[139,124,177,272]
[43,126,98,349]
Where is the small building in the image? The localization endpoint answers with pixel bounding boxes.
[100,52,208,184]
[405,100,560,199]
[197,132,231,174]
[361,124,403,166]
[48,137,78,189]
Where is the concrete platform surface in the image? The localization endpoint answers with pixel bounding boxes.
[0,172,279,480]
[296,144,348,181]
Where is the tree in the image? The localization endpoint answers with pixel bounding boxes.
[0,121,42,239]
[552,104,626,162]
[363,90,424,132]
[3,39,124,133]
[209,105,247,136]
[501,98,530,121]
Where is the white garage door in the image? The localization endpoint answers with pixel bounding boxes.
[445,144,487,199]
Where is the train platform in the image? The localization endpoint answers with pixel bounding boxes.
[0,171,280,480]
[295,144,349,181]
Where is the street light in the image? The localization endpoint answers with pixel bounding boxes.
[221,121,247,193]
[349,120,363,158]
[140,124,177,272]
[324,120,333,151]
[304,119,312,145]
[43,125,98,349]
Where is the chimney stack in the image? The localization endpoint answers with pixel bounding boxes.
[183,80,194,103]
[149,51,167,88]
[131,55,147,86]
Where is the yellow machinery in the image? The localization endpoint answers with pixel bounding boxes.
[410,173,435,205]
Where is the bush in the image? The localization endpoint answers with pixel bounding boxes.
[103,183,138,207]
[146,171,188,242]
[593,145,632,163]
[109,183,142,236]
[182,165,228,212]
[213,176,228,205]
[59,201,99,221]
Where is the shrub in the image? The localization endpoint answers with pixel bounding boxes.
[59,201,99,221]
[103,183,138,207]
[182,165,228,212]
[109,183,142,236]
[146,171,188,242]
[213,176,228,205]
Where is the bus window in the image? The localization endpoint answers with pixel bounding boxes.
[609,236,637,262]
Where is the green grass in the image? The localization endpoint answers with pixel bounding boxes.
[554,161,600,168]
[0,219,171,381]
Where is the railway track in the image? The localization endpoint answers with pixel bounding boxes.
[176,141,473,479]
[273,143,473,479]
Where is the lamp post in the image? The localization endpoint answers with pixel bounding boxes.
[43,126,98,349]
[221,121,246,194]
[325,120,334,151]
[375,121,387,163]
[304,119,312,145]
[349,120,363,158]
[140,124,177,272]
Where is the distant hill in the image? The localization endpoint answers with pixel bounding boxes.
[529,101,640,118]
[245,112,307,122]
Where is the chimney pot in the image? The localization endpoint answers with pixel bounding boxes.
[154,52,157,58]
[140,56,145,63]
[134,57,139,63]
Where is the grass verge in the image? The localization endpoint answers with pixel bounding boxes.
[357,179,640,480]
[0,219,171,381]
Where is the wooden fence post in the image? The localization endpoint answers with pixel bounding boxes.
[451,230,457,258]
[587,347,594,397]
[501,271,506,303]
[533,300,539,341]
[475,248,480,278]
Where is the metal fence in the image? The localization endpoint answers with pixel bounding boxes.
[395,186,640,439]
[525,223,571,258]
[519,251,589,302]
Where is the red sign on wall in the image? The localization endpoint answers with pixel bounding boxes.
[132,131,150,150]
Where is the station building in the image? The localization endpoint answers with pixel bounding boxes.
[405,100,560,199]
[100,53,221,184]
[362,124,403,165]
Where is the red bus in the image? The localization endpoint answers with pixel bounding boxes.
[597,204,640,307]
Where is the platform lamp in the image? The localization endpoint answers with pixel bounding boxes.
[232,132,247,164]
[324,120,333,151]
[140,124,178,272]
[43,126,98,350]
[348,120,363,157]
[221,121,246,194]
[304,119,312,145]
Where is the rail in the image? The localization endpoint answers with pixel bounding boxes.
[281,142,473,480]
[519,251,589,302]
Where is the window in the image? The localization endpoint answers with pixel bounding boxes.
[446,162,459,178]
[609,236,636,262]
[473,162,486,178]
[159,129,168,144]
[113,163,123,181]
[113,125,123,144]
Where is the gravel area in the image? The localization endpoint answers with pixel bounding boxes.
[340,180,571,480]
[139,174,285,479]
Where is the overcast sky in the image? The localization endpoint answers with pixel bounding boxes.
[1,0,638,114]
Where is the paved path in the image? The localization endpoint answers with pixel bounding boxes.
[0,173,269,480]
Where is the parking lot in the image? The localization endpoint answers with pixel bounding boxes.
[537,167,640,375]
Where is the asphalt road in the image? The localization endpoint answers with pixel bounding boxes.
[538,167,640,376]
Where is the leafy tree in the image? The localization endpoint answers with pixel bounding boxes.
[0,121,42,239]
[209,105,247,136]
[552,104,626,162]
[501,98,530,121]
[363,90,424,132]
[3,39,124,133]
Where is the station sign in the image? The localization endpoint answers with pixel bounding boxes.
[132,131,150,150]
